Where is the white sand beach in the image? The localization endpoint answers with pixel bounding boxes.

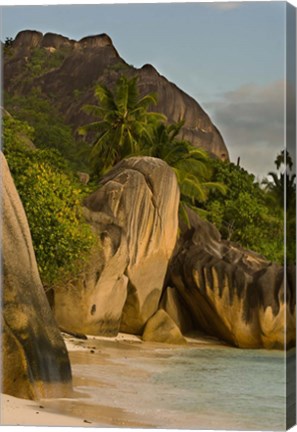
[0,332,223,429]
[1,332,286,430]
[1,393,100,427]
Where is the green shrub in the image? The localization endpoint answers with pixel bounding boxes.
[203,160,284,264]
[3,117,97,288]
[4,89,91,172]
[26,47,69,77]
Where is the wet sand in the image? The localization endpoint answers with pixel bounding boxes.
[1,332,229,429]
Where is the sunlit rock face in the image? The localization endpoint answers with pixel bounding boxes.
[53,224,129,337]
[4,30,229,162]
[53,157,180,336]
[136,64,228,160]
[2,153,72,400]
[168,207,295,349]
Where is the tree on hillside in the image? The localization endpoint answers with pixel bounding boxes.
[203,159,284,263]
[80,79,226,223]
[262,149,296,211]
[262,150,296,264]
[78,75,165,176]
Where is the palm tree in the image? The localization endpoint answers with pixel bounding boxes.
[143,121,227,222]
[78,75,165,175]
[262,150,296,211]
[264,150,296,264]
[79,77,226,225]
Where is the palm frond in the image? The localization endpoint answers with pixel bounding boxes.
[81,104,106,118]
[94,84,117,111]
[179,201,191,228]
[174,158,211,180]
[115,76,129,113]
[78,120,110,136]
[203,181,228,195]
[180,176,208,203]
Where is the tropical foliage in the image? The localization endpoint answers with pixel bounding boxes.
[262,150,296,210]
[3,116,96,288]
[4,67,293,266]
[79,76,226,221]
[78,75,165,175]
[262,150,296,263]
[142,120,227,219]
[202,157,292,264]
[4,89,89,171]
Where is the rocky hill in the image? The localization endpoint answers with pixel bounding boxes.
[3,30,229,161]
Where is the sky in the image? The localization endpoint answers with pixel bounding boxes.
[1,1,295,178]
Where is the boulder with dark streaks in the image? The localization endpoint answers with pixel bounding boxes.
[168,207,295,349]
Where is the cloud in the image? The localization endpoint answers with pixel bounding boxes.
[204,80,286,178]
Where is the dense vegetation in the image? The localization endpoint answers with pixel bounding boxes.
[3,115,97,288]
[4,50,295,267]
[79,76,294,264]
[79,77,227,220]
[5,89,89,171]
[202,160,285,263]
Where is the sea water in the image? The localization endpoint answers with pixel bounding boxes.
[53,338,292,431]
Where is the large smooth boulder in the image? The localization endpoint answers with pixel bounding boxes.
[2,153,72,400]
[53,157,180,336]
[169,208,295,349]
[142,309,187,345]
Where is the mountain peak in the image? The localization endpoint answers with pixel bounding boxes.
[5,30,229,161]
[12,30,114,51]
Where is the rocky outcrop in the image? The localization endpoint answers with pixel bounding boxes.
[12,30,114,51]
[136,64,228,159]
[142,310,187,344]
[4,30,228,161]
[2,152,72,400]
[168,208,296,349]
[13,30,43,48]
[53,225,129,336]
[160,286,194,334]
[52,157,180,336]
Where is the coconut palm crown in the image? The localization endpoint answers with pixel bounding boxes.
[78,75,165,175]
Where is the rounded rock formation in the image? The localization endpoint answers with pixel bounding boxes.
[42,32,75,49]
[13,30,43,48]
[2,152,72,400]
[53,157,180,336]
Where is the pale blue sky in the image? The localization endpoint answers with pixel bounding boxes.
[1,2,293,177]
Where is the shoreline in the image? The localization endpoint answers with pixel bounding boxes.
[1,331,225,428]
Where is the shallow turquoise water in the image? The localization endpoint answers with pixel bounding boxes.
[151,346,286,430]
[64,339,291,430]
